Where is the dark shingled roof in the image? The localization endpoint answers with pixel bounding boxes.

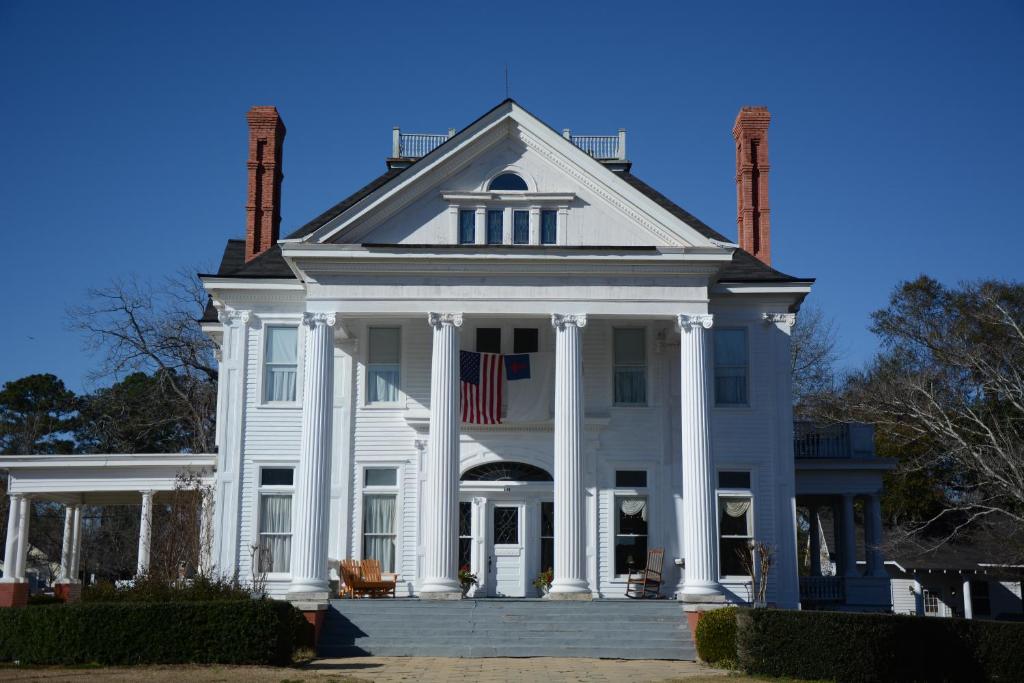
[888,525,1024,574]
[203,128,810,288]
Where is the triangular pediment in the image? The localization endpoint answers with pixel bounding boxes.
[294,100,722,249]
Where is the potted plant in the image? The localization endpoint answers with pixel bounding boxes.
[458,564,478,597]
[532,568,553,597]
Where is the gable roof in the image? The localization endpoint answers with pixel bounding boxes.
[204,99,809,285]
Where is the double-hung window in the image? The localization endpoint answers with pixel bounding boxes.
[258,467,294,574]
[614,470,648,576]
[263,326,298,402]
[362,467,398,572]
[714,328,749,405]
[513,210,529,245]
[367,327,401,403]
[717,471,753,578]
[458,502,473,569]
[458,209,476,244]
[541,210,557,245]
[486,209,504,245]
[613,328,646,405]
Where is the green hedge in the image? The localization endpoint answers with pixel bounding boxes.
[0,600,302,665]
[694,607,737,666]
[735,608,1024,682]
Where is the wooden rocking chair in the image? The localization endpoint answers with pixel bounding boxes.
[625,548,665,599]
[339,559,363,598]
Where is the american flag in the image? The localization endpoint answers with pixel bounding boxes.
[460,350,502,424]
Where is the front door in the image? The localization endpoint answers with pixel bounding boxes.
[487,503,525,597]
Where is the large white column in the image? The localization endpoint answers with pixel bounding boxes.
[865,494,886,577]
[840,494,859,577]
[288,312,336,599]
[677,314,724,603]
[137,490,154,576]
[12,496,30,581]
[808,505,822,577]
[549,313,590,599]
[198,489,213,576]
[420,312,464,598]
[59,506,74,581]
[69,505,82,582]
[2,494,23,581]
[962,575,974,619]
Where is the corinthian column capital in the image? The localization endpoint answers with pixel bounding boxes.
[217,308,251,326]
[677,313,714,331]
[551,313,587,329]
[428,312,463,328]
[302,312,337,328]
[763,312,796,329]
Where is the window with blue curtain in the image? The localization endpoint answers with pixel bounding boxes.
[458,210,475,244]
[487,210,503,244]
[613,328,646,405]
[714,328,748,405]
[541,210,557,244]
[367,327,401,403]
[513,210,529,244]
[263,326,298,402]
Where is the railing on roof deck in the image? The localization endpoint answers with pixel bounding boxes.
[793,422,876,459]
[568,133,624,160]
[392,128,455,159]
[799,576,845,602]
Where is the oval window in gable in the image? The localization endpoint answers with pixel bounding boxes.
[488,172,529,191]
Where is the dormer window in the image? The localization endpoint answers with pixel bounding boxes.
[488,173,528,191]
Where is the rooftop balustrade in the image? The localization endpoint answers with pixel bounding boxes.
[389,126,627,161]
[793,422,876,459]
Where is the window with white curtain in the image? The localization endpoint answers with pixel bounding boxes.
[714,328,748,405]
[614,494,648,576]
[613,328,647,405]
[367,327,401,404]
[263,326,298,402]
[718,495,753,578]
[258,467,294,574]
[362,467,398,572]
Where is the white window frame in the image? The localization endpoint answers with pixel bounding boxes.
[716,470,754,580]
[923,588,940,615]
[609,464,653,580]
[357,464,402,574]
[363,325,404,407]
[713,326,751,408]
[612,326,648,407]
[256,465,295,578]
[255,317,305,408]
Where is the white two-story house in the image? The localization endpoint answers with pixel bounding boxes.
[0,100,893,620]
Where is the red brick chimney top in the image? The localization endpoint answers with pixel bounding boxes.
[732,106,772,265]
[245,106,286,263]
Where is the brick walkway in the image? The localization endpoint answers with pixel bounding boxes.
[307,657,726,682]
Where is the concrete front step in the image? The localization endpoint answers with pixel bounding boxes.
[319,598,695,661]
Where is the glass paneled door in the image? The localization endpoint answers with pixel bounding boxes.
[486,502,526,597]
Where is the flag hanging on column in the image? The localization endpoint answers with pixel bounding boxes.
[460,350,503,424]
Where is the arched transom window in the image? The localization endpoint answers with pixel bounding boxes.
[487,172,528,191]
[460,462,553,482]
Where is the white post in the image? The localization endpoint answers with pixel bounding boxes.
[865,494,886,577]
[137,490,154,576]
[617,128,627,160]
[840,494,858,577]
[288,313,336,599]
[963,575,974,619]
[808,505,822,577]
[59,506,74,581]
[420,312,464,599]
[198,489,213,575]
[549,313,591,599]
[70,505,82,582]
[392,126,401,158]
[562,128,571,140]
[13,496,30,580]
[677,314,723,604]
[2,494,23,581]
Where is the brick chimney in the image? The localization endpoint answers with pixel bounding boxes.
[733,106,771,265]
[245,106,286,262]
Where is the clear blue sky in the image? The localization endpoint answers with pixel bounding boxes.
[2,1,1022,393]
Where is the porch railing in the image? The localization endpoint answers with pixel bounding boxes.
[799,576,845,602]
[794,422,875,459]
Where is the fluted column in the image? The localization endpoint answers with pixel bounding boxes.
[677,313,724,603]
[421,312,464,598]
[550,313,591,599]
[12,496,30,581]
[137,490,154,575]
[288,312,336,598]
[865,494,886,577]
[840,493,859,577]
[1,494,23,581]
[59,506,74,581]
[69,505,82,582]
